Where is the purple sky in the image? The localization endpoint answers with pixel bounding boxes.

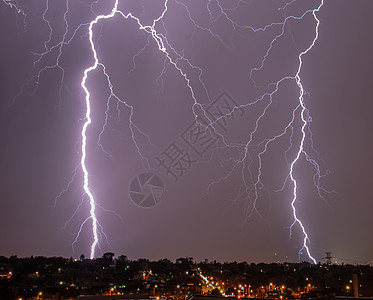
[0,0,372,264]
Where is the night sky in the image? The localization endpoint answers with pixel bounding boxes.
[0,0,372,264]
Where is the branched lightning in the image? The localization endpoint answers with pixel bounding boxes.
[79,0,210,258]
[287,0,324,263]
[80,1,121,259]
[198,0,329,262]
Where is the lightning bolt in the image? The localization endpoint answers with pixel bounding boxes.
[80,1,121,259]
[288,0,325,264]
[80,0,207,258]
[201,0,328,262]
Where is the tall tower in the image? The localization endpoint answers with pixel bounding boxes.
[326,252,332,265]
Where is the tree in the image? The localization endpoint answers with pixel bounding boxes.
[103,252,115,264]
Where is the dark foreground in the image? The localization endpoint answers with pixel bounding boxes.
[1,255,372,300]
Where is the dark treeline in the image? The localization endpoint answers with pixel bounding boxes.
[0,254,372,300]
